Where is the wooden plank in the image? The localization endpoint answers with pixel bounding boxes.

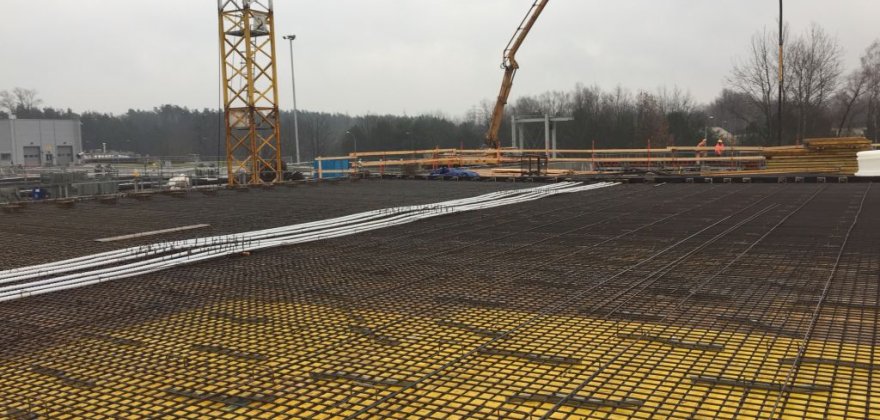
[804,137,871,148]
[518,147,764,154]
[668,146,766,152]
[95,224,211,242]
[548,156,764,163]
[345,148,457,158]
[707,168,853,176]
[316,146,768,162]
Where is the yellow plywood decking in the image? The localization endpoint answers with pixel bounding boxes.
[0,301,874,419]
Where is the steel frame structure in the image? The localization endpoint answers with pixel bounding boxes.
[217,0,282,185]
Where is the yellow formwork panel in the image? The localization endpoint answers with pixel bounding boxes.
[0,300,875,419]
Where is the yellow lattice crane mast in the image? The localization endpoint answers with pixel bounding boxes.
[217,0,282,185]
[485,0,550,157]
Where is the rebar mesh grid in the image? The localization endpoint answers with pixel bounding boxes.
[0,182,877,419]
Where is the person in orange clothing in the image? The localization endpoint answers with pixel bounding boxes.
[696,138,707,162]
[715,139,726,156]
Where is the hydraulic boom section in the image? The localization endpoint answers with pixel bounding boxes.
[485,0,550,152]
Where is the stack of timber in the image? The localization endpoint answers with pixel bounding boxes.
[710,137,871,176]
[763,137,871,174]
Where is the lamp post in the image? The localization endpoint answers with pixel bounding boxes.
[346,130,358,175]
[346,130,357,155]
[705,115,715,140]
[778,0,784,146]
[282,34,301,163]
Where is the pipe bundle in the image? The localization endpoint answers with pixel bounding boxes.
[0,182,617,302]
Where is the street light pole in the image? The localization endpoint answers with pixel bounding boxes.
[778,0,784,145]
[705,115,715,140]
[283,35,301,163]
[346,130,357,175]
[346,130,357,155]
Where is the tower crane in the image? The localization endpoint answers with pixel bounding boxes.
[485,0,550,153]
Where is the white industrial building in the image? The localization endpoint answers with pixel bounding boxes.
[0,119,83,167]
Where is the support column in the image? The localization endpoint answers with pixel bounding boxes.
[551,122,557,159]
[544,114,551,156]
[510,115,517,149]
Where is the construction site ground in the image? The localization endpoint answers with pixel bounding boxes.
[0,180,877,419]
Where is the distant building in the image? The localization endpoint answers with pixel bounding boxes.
[712,127,738,145]
[0,118,83,167]
[832,127,867,137]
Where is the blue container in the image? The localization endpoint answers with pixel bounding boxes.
[32,187,48,200]
[314,159,350,179]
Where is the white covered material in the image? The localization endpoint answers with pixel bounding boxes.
[167,175,191,190]
[0,182,618,302]
[855,150,880,177]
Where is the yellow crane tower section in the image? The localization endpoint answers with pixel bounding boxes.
[217,0,283,185]
[485,0,550,153]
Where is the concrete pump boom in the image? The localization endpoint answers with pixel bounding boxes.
[485,0,550,152]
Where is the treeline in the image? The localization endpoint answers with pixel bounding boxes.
[2,23,878,158]
[0,88,714,159]
[74,109,488,160]
[501,85,707,149]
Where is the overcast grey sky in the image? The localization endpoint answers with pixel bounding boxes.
[2,1,878,117]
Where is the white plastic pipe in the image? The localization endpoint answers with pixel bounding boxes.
[0,183,578,282]
[0,182,592,284]
[2,183,617,301]
[1,182,594,290]
[0,182,618,302]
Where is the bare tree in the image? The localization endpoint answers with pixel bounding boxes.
[13,88,42,110]
[310,113,331,158]
[729,27,786,144]
[862,41,880,141]
[0,90,16,114]
[571,84,602,116]
[730,23,844,144]
[603,85,634,120]
[786,24,843,141]
[656,86,695,115]
[865,41,880,96]
[635,91,670,147]
[0,88,42,115]
[710,89,755,128]
[833,70,868,136]
[536,90,570,116]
